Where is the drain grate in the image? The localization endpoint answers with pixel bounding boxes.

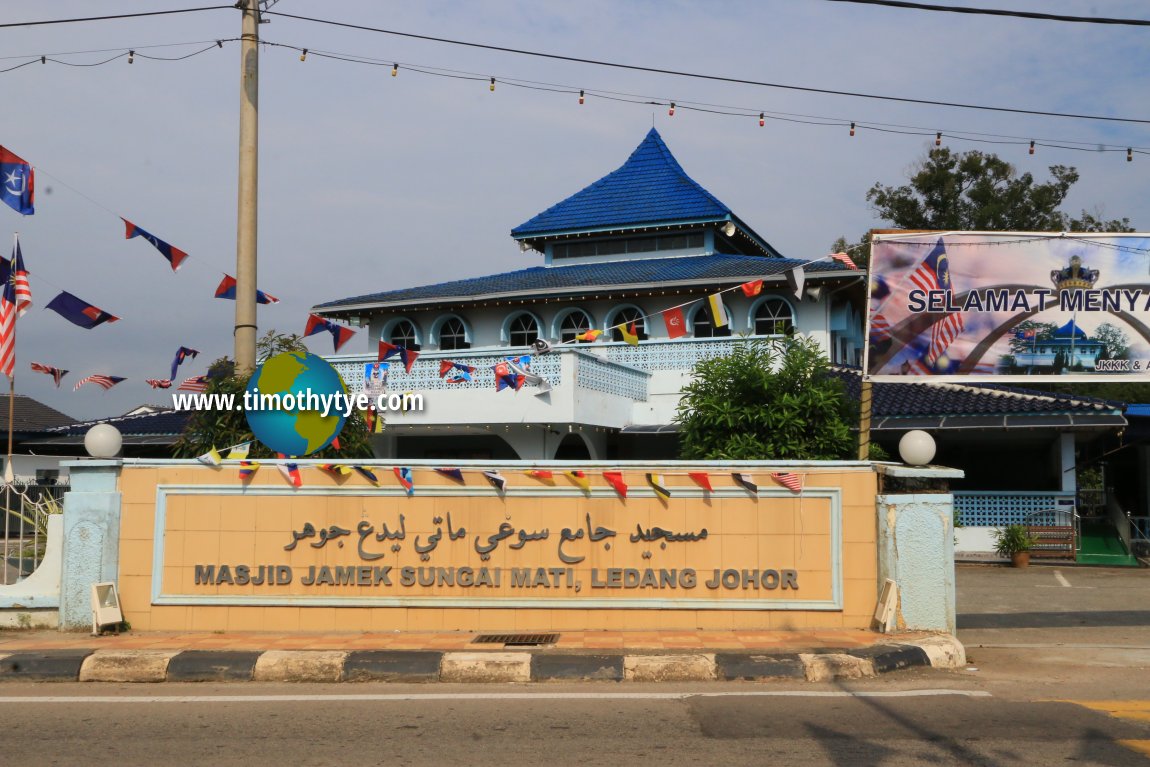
[472,633,560,647]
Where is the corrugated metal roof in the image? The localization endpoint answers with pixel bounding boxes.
[315,253,850,311]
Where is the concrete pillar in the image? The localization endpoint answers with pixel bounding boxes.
[1055,432,1076,493]
[59,461,122,630]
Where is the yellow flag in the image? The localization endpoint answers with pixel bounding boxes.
[620,323,639,346]
[565,470,591,493]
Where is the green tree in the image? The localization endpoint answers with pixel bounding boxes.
[1007,321,1056,355]
[173,330,373,460]
[675,336,855,460]
[833,147,1134,257]
[1093,323,1131,360]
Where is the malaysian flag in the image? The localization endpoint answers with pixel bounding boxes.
[908,239,964,366]
[30,362,67,387]
[74,374,125,392]
[178,376,209,392]
[11,237,30,317]
[829,252,859,270]
[0,251,18,378]
[145,379,172,389]
[770,472,803,494]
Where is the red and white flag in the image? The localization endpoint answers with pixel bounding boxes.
[74,374,126,392]
[178,375,209,392]
[829,252,858,270]
[770,472,803,494]
[662,306,688,339]
[30,362,67,387]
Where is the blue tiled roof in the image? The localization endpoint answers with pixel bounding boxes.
[316,253,852,311]
[511,128,734,238]
[46,409,189,437]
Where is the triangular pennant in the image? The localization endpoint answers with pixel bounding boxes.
[482,470,507,493]
[278,462,303,488]
[123,218,189,271]
[646,473,670,502]
[354,465,381,486]
[565,470,590,494]
[394,466,414,496]
[688,472,713,492]
[435,467,465,483]
[239,460,260,480]
[227,442,251,460]
[602,471,628,498]
[525,469,555,484]
[732,472,758,495]
[785,266,806,300]
[196,447,222,467]
[770,472,803,494]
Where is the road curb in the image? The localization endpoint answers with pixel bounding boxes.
[0,635,965,682]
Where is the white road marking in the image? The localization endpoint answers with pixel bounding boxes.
[0,689,993,704]
[1053,570,1072,588]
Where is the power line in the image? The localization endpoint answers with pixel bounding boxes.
[263,9,1150,126]
[823,0,1150,26]
[0,6,234,30]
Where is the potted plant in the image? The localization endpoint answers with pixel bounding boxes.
[993,524,1038,568]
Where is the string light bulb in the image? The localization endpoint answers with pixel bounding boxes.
[579,89,584,105]
[1029,140,1035,155]
[759,112,765,127]
[1129,148,1134,162]
[300,48,308,62]
[935,132,941,146]
[850,121,855,137]
[490,77,496,92]
[668,102,675,116]
[391,63,398,77]
[40,56,45,64]
[128,50,135,64]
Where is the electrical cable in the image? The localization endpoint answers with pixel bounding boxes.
[823,0,1150,26]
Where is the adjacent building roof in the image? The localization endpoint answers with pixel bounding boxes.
[316,253,854,312]
[0,395,76,434]
[29,408,189,446]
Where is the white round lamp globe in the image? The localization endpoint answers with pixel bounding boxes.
[898,430,936,466]
[84,424,123,459]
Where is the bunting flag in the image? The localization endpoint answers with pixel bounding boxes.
[602,471,628,499]
[73,374,125,392]
[170,346,199,381]
[364,406,384,434]
[144,379,172,389]
[435,467,465,483]
[214,274,279,304]
[10,238,31,317]
[318,463,352,477]
[227,442,251,460]
[830,252,859,270]
[30,362,67,387]
[620,322,639,346]
[439,360,475,383]
[771,472,803,494]
[122,218,189,271]
[494,360,524,392]
[662,307,687,339]
[331,436,341,451]
[574,329,603,342]
[239,460,260,480]
[394,466,414,496]
[45,291,119,329]
[688,472,713,492]
[278,462,303,488]
[0,147,35,215]
[378,340,419,373]
[732,472,758,495]
[706,293,728,328]
[196,447,222,467]
[646,473,671,502]
[531,338,553,355]
[740,279,763,297]
[505,355,551,394]
[304,314,356,353]
[178,375,209,392]
[565,470,591,494]
[785,266,806,300]
[483,470,507,493]
[525,469,555,483]
[353,465,381,486]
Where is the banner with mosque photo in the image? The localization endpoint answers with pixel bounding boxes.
[866,232,1150,381]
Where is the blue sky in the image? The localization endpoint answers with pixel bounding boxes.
[2,0,1147,419]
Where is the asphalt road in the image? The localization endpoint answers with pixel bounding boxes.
[0,564,1147,766]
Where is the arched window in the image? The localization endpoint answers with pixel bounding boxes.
[691,304,731,338]
[388,319,421,350]
[557,309,593,343]
[608,306,648,342]
[437,316,470,351]
[752,298,795,336]
[507,312,540,347]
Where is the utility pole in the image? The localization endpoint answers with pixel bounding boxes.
[234,0,260,373]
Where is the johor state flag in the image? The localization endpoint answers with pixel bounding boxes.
[170,346,199,381]
[304,314,356,353]
[122,219,189,271]
[378,341,419,373]
[45,291,119,328]
[214,274,279,304]
[0,147,34,215]
[662,306,688,339]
